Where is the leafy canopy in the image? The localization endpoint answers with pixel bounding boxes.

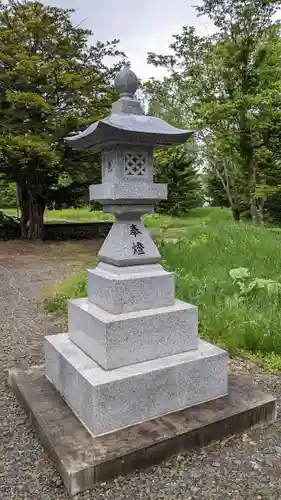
[0,0,124,236]
[0,0,124,174]
[146,0,281,222]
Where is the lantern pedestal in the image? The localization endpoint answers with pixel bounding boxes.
[45,333,227,437]
[67,298,198,369]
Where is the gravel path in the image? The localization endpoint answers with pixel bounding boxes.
[1,241,281,500]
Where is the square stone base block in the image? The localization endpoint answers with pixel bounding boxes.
[44,334,228,436]
[68,297,198,369]
[9,367,276,497]
[87,262,175,314]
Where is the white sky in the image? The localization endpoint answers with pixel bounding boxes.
[43,0,214,80]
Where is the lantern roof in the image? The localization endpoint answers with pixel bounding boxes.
[65,64,193,152]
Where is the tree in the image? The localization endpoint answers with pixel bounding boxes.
[204,168,229,208]
[46,150,101,209]
[146,0,281,223]
[202,138,249,219]
[0,0,124,238]
[0,174,17,208]
[154,145,202,216]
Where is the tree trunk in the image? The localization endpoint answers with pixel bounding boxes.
[215,166,243,221]
[17,177,46,239]
[27,189,45,239]
[258,199,265,225]
[250,201,263,225]
[231,207,241,221]
[17,183,29,238]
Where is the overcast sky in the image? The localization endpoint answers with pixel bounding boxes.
[43,0,214,80]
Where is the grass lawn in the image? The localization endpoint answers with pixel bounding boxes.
[42,206,281,372]
[2,206,113,223]
[3,205,231,224]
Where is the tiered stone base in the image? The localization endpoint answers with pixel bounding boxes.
[45,333,228,436]
[44,253,229,438]
[87,263,175,314]
[67,297,198,369]
[9,367,277,497]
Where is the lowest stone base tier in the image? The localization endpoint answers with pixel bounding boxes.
[44,334,228,436]
[9,367,277,497]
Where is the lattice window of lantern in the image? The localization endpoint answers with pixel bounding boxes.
[124,152,147,176]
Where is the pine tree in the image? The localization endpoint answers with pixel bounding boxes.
[0,0,124,238]
[154,146,202,216]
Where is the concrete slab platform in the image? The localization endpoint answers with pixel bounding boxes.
[9,366,277,497]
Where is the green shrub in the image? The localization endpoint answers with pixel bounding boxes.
[0,175,17,208]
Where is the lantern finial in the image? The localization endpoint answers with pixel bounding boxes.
[114,63,139,97]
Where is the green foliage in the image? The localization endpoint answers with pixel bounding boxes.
[265,191,281,224]
[229,267,281,297]
[154,145,202,216]
[229,267,250,281]
[0,174,17,207]
[247,351,281,373]
[159,221,281,356]
[50,148,102,210]
[0,208,19,226]
[146,0,281,224]
[0,133,60,171]
[46,181,93,210]
[0,0,124,238]
[203,168,229,207]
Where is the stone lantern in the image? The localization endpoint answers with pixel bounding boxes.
[10,65,276,497]
[44,64,228,436]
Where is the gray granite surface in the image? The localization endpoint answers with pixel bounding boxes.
[68,297,198,369]
[87,262,174,314]
[45,333,228,436]
[97,218,161,266]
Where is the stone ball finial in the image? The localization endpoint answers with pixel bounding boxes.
[114,63,139,97]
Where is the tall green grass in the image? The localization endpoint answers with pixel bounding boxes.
[43,207,281,370]
[160,221,281,355]
[44,272,88,315]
